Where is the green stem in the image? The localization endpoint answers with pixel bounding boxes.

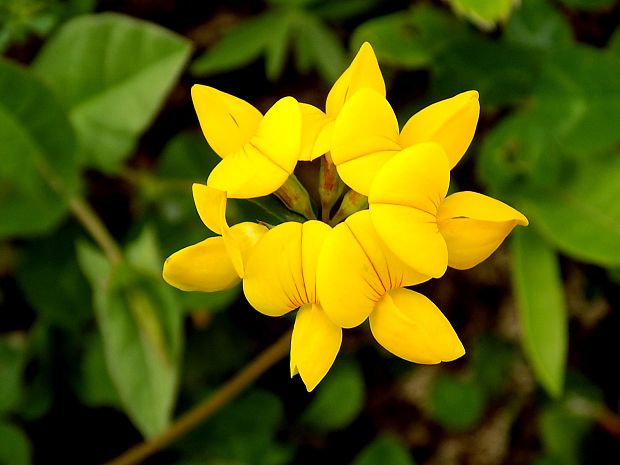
[330,189,368,226]
[318,153,344,223]
[103,330,292,465]
[69,196,123,264]
[274,175,317,220]
[36,159,123,264]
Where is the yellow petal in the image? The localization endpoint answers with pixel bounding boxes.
[331,88,401,194]
[317,210,428,329]
[162,237,240,292]
[369,144,451,278]
[335,150,400,197]
[207,96,302,199]
[299,103,332,161]
[326,42,386,117]
[252,96,302,173]
[370,288,464,364]
[314,121,334,160]
[192,183,226,235]
[399,90,480,169]
[224,222,268,278]
[290,303,342,392]
[437,191,529,269]
[191,85,262,158]
[301,220,332,304]
[243,221,330,317]
[207,144,290,199]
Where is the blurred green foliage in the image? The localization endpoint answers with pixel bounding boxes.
[1,0,620,464]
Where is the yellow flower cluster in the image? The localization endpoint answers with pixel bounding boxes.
[163,43,528,391]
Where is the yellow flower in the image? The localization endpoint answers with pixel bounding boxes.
[163,184,267,292]
[298,42,385,161]
[163,40,530,391]
[191,86,302,198]
[368,143,529,278]
[316,210,464,364]
[330,87,480,195]
[242,220,341,391]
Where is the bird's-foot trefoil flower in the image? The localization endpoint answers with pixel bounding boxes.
[163,184,267,291]
[316,210,464,363]
[368,143,529,278]
[192,85,302,199]
[298,42,385,162]
[162,41,528,392]
[330,87,480,195]
[242,220,340,391]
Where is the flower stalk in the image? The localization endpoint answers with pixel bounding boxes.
[103,330,292,465]
[318,152,344,222]
[330,189,368,226]
[274,175,317,220]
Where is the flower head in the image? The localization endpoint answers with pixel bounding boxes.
[163,41,528,392]
[192,86,302,198]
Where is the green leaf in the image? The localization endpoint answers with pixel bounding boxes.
[539,402,593,465]
[301,359,365,431]
[74,332,122,408]
[0,422,31,465]
[293,12,347,83]
[125,225,164,275]
[518,154,620,267]
[471,334,515,395]
[16,226,92,331]
[157,131,220,183]
[191,12,283,77]
[351,11,430,69]
[353,434,416,465]
[77,240,183,438]
[313,0,381,21]
[428,373,486,431]
[511,229,567,397]
[33,13,192,172]
[447,0,519,30]
[188,389,292,465]
[477,112,564,194]
[531,46,620,157]
[556,0,616,11]
[432,36,541,107]
[265,13,292,81]
[0,335,26,414]
[504,0,573,49]
[16,324,54,421]
[0,58,78,238]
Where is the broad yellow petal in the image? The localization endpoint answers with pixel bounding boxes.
[399,90,479,169]
[437,191,529,269]
[224,222,268,278]
[192,183,226,235]
[331,88,401,194]
[207,144,290,199]
[252,96,302,173]
[336,150,400,197]
[369,144,451,278]
[162,237,240,292]
[370,288,464,364]
[206,96,301,198]
[317,210,428,329]
[243,221,330,317]
[290,303,342,392]
[299,103,332,161]
[301,220,332,304]
[191,85,262,158]
[326,42,386,117]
